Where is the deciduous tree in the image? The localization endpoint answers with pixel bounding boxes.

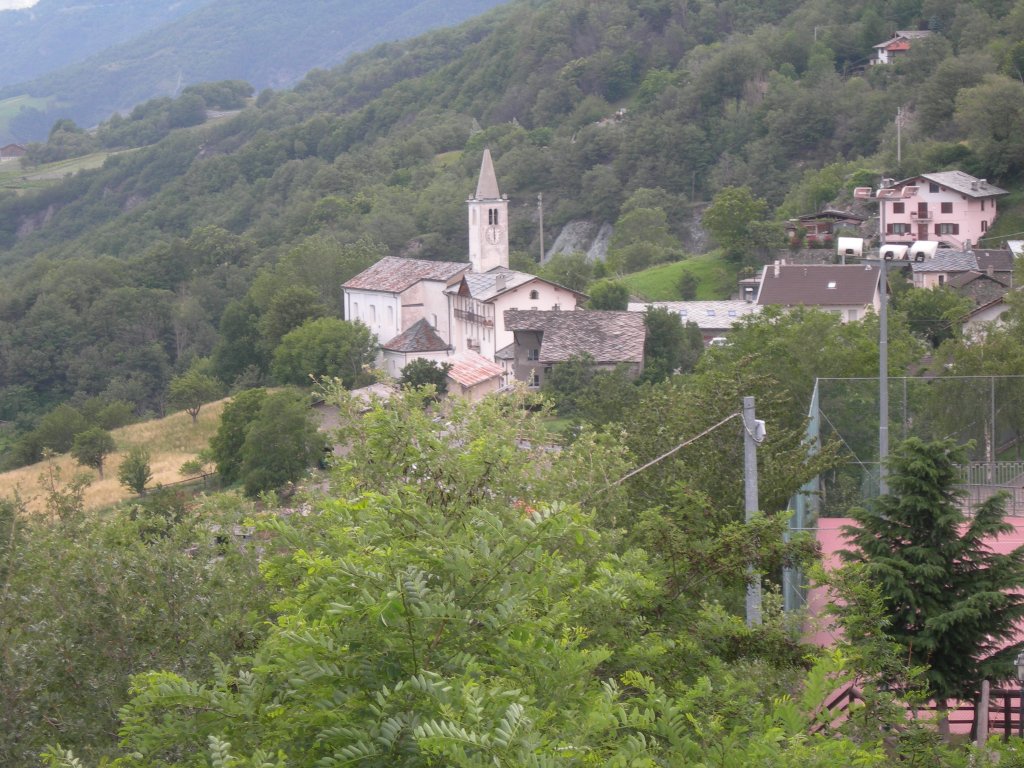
[70,427,116,479]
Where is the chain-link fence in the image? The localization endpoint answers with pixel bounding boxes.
[815,375,1024,518]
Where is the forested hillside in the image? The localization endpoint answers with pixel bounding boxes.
[0,0,510,142]
[2,0,1023,468]
[0,0,211,89]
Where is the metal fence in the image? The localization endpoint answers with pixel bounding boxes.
[812,375,1024,518]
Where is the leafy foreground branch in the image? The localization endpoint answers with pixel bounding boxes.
[24,392,1016,766]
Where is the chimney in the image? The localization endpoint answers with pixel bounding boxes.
[987,264,994,277]
[971,181,979,191]
[773,260,781,278]
[980,179,988,188]
[495,274,507,292]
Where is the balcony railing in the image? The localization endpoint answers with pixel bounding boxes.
[454,308,493,327]
[910,211,932,221]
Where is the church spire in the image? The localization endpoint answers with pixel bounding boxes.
[467,148,508,272]
[475,147,500,199]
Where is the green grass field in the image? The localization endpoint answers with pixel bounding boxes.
[0,150,121,192]
[986,189,1024,244]
[620,252,738,301]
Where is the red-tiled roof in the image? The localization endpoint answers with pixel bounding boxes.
[343,256,468,293]
[447,352,503,387]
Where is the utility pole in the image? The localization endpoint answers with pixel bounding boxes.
[743,396,763,626]
[537,193,544,264]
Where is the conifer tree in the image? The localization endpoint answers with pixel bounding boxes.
[842,437,1024,728]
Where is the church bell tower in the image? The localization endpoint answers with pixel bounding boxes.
[467,148,509,273]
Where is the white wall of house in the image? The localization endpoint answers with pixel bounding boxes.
[401,279,455,343]
[381,349,452,379]
[450,280,581,360]
[344,289,401,344]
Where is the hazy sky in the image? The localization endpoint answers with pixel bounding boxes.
[0,0,38,8]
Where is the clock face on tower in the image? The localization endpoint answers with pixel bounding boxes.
[485,225,503,245]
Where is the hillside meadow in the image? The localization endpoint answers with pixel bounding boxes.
[0,399,224,514]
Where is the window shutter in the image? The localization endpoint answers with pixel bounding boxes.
[935,223,941,235]
[953,223,959,235]
[886,223,894,234]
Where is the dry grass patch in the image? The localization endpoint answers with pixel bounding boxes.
[0,399,227,515]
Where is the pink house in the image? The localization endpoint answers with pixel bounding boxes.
[880,171,1007,250]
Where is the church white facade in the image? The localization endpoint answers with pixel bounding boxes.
[342,149,584,381]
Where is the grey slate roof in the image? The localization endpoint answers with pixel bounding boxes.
[911,251,978,274]
[343,257,468,293]
[381,319,449,353]
[946,270,1011,289]
[756,264,880,307]
[474,148,500,199]
[894,171,1008,198]
[504,309,646,364]
[627,301,760,330]
[974,249,1014,273]
[450,268,586,303]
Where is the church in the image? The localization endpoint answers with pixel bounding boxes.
[342,149,585,386]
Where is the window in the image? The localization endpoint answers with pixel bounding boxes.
[827,281,837,289]
[370,305,376,322]
[387,306,394,325]
[982,220,989,231]
[727,309,737,317]
[706,309,715,316]
[530,373,540,388]
[352,302,359,318]
[938,275,945,285]
[937,223,959,235]
[982,199,986,211]
[887,223,911,234]
[488,208,500,225]
[930,183,940,193]
[527,348,540,361]
[941,202,953,214]
[893,202,905,214]
[529,289,539,300]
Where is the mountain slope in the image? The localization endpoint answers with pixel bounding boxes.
[0,0,211,89]
[0,0,510,142]
[0,0,1022,467]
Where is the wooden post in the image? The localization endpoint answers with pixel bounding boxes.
[976,680,990,746]
[1005,692,1012,741]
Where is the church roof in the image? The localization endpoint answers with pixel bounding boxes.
[474,148,500,199]
[380,319,449,353]
[343,256,468,293]
[504,309,647,365]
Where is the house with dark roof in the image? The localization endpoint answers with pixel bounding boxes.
[503,309,647,389]
[379,318,453,378]
[755,262,882,322]
[880,171,1007,249]
[447,269,586,363]
[909,249,979,289]
[784,209,866,247]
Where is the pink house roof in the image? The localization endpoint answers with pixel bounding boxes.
[447,352,503,387]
